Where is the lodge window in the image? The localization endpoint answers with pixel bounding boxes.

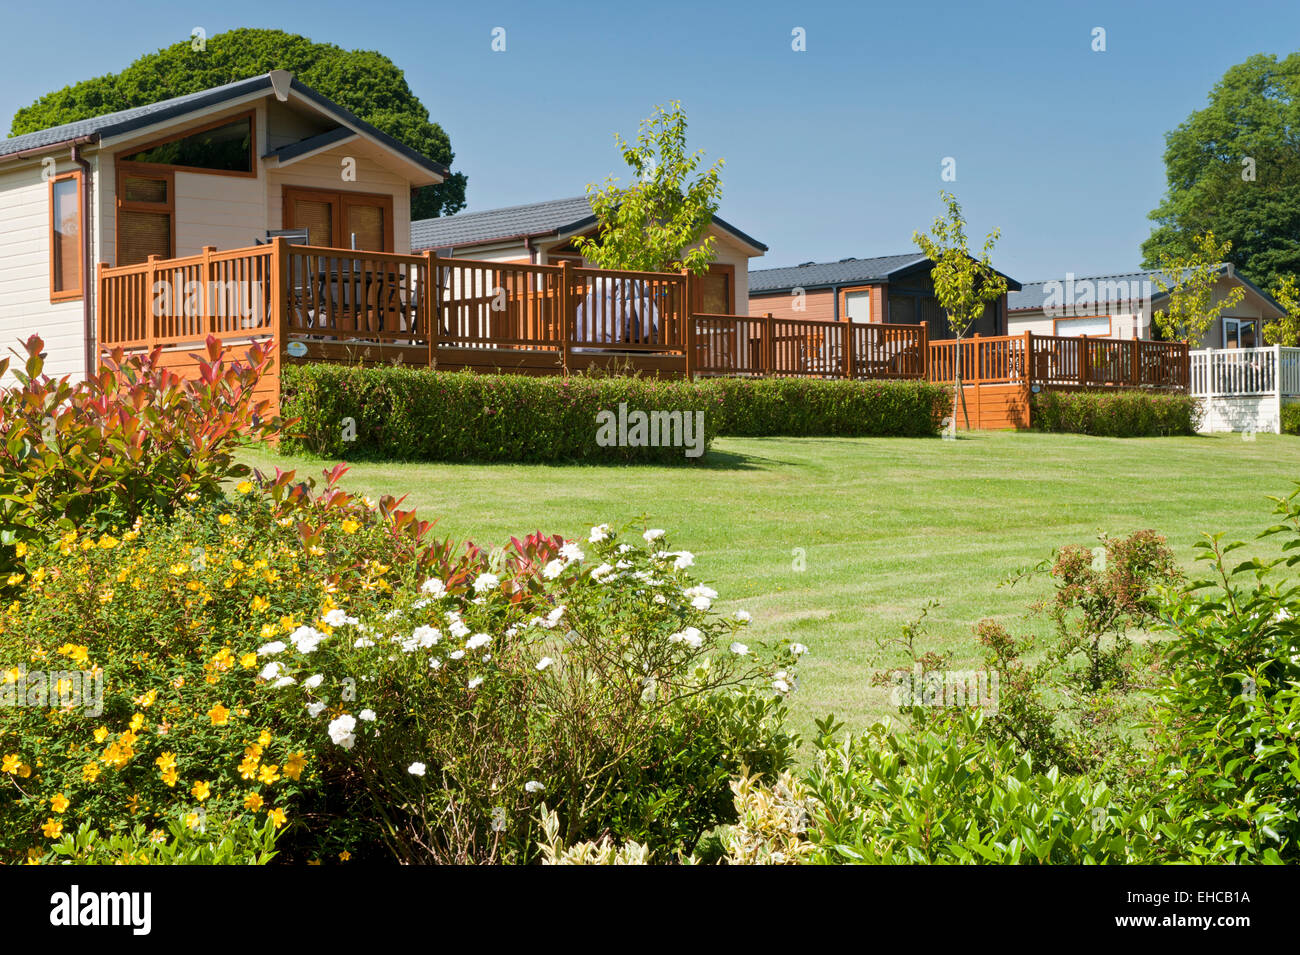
[841,286,873,323]
[692,264,735,314]
[49,171,83,301]
[118,111,255,176]
[115,166,175,266]
[282,186,394,252]
[1223,318,1258,349]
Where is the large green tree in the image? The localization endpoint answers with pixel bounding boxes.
[1141,53,1300,292]
[9,28,465,220]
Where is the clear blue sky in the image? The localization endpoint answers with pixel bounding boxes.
[2,0,1297,282]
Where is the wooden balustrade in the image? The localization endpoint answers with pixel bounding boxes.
[927,331,1188,390]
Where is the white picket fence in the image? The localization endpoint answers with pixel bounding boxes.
[1190,345,1300,433]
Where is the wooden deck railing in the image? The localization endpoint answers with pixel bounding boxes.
[928,332,1189,391]
[96,242,1190,395]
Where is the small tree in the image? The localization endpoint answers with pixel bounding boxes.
[573,101,723,275]
[913,192,1008,430]
[1151,231,1245,344]
[1263,275,1300,345]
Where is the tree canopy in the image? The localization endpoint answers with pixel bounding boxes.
[10,28,465,220]
[573,101,722,274]
[1141,53,1300,293]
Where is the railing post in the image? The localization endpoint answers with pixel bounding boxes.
[1130,336,1140,387]
[681,268,695,380]
[764,313,774,376]
[146,254,160,347]
[919,321,929,380]
[559,260,573,375]
[425,249,439,369]
[201,245,216,337]
[96,261,106,360]
[842,314,853,380]
[272,237,290,390]
[1023,329,1032,385]
[1078,333,1089,387]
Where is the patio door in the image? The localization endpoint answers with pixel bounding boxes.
[282,187,394,251]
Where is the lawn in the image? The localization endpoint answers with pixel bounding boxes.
[241,431,1300,742]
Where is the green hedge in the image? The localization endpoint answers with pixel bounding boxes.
[1281,402,1300,436]
[1030,388,1200,437]
[279,365,949,463]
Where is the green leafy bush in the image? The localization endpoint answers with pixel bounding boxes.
[701,377,948,437]
[1281,401,1300,435]
[0,334,278,580]
[278,365,949,463]
[1030,388,1199,436]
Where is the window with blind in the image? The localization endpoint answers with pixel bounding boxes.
[283,187,393,252]
[115,167,174,266]
[49,171,83,301]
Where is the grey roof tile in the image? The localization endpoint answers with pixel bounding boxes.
[748,254,932,293]
[411,195,766,252]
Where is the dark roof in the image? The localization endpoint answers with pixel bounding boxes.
[0,73,448,179]
[410,195,767,252]
[262,125,356,163]
[749,254,1022,294]
[1008,265,1282,313]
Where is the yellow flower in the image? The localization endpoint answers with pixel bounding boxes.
[125,794,140,815]
[17,763,31,778]
[168,563,188,576]
[250,595,270,613]
[283,751,307,781]
[341,519,360,535]
[81,763,100,783]
[1,754,21,774]
[236,481,254,495]
[97,534,118,550]
[218,514,234,526]
[231,559,245,571]
[14,542,26,558]
[155,751,177,771]
[25,848,42,865]
[208,703,230,726]
[42,818,63,840]
[135,689,158,708]
[6,574,23,586]
[50,793,69,813]
[267,807,287,829]
[240,652,258,669]
[161,767,179,788]
[257,764,280,786]
[257,729,273,747]
[191,780,211,802]
[339,850,351,862]
[56,643,90,665]
[93,727,109,743]
[185,812,202,830]
[243,791,264,811]
[129,713,145,732]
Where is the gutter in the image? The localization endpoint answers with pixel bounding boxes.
[0,133,97,164]
[71,144,94,379]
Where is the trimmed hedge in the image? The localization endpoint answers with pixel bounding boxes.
[279,365,949,463]
[1281,402,1300,436]
[1030,388,1200,437]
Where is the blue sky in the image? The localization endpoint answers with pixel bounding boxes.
[2,0,1296,282]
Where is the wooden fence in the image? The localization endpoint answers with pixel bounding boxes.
[927,333,1189,390]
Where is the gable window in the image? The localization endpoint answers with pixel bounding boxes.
[118,111,255,176]
[1223,318,1257,349]
[115,167,174,266]
[282,186,394,251]
[49,171,83,301]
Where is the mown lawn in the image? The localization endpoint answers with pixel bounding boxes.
[241,431,1300,742]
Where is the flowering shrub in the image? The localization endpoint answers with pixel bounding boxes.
[0,334,279,582]
[0,473,798,863]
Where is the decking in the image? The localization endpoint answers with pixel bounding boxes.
[95,238,1189,428]
[1191,345,1300,433]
